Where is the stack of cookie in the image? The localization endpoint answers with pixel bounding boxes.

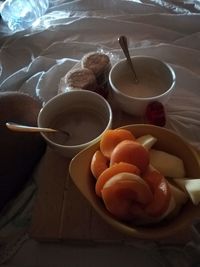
[59,52,111,98]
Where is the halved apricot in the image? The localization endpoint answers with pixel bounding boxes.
[143,166,171,217]
[100,129,136,158]
[90,150,109,179]
[101,172,153,221]
[95,162,141,197]
[110,140,150,173]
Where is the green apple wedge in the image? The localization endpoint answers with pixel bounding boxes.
[149,149,186,178]
[136,134,157,150]
[173,178,200,205]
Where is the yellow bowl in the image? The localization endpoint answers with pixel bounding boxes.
[69,124,200,240]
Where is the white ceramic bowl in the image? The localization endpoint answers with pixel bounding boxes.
[38,90,112,158]
[109,56,176,116]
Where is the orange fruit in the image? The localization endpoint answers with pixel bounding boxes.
[90,150,108,179]
[101,172,153,221]
[110,140,150,173]
[95,162,141,197]
[143,166,171,217]
[100,129,136,158]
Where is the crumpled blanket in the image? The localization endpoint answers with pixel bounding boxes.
[0,0,200,265]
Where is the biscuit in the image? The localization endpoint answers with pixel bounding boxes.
[63,67,97,92]
[81,52,111,84]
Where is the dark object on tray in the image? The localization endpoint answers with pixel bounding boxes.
[0,91,46,212]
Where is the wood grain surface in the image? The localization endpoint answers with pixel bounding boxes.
[29,144,194,244]
[29,98,198,245]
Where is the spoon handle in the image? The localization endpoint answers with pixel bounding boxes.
[118,35,138,82]
[6,122,58,133]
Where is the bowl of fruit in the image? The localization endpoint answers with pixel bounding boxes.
[69,124,200,240]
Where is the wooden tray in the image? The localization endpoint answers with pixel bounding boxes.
[29,100,142,242]
[29,96,197,245]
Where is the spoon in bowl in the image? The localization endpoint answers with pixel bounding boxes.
[6,122,70,136]
[118,35,139,83]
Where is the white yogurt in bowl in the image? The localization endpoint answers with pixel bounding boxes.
[109,56,176,116]
[48,107,108,146]
[38,90,112,158]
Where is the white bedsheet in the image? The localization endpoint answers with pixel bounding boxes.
[0,0,200,266]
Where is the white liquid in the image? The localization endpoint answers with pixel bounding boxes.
[48,107,107,146]
[116,70,169,98]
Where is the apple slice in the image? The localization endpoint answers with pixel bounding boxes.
[168,182,188,206]
[165,181,188,218]
[173,178,200,205]
[136,134,157,150]
[149,149,186,178]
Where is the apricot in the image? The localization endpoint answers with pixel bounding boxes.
[101,172,153,221]
[143,166,171,217]
[95,162,141,197]
[100,129,136,158]
[110,140,150,173]
[90,150,109,179]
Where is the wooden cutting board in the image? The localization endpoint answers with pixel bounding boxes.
[29,105,195,245]
[29,107,141,242]
[29,147,193,244]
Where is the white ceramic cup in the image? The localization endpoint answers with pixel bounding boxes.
[38,90,112,158]
[109,56,176,116]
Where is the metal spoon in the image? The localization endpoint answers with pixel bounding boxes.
[118,35,139,83]
[6,122,70,136]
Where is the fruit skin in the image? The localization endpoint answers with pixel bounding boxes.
[101,172,153,221]
[90,150,108,179]
[95,162,141,197]
[0,92,46,212]
[143,166,171,217]
[110,140,150,174]
[100,129,136,158]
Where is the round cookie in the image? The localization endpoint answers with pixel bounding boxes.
[63,67,97,92]
[81,52,111,83]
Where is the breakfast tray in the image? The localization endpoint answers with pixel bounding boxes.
[29,152,193,244]
[29,101,196,245]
